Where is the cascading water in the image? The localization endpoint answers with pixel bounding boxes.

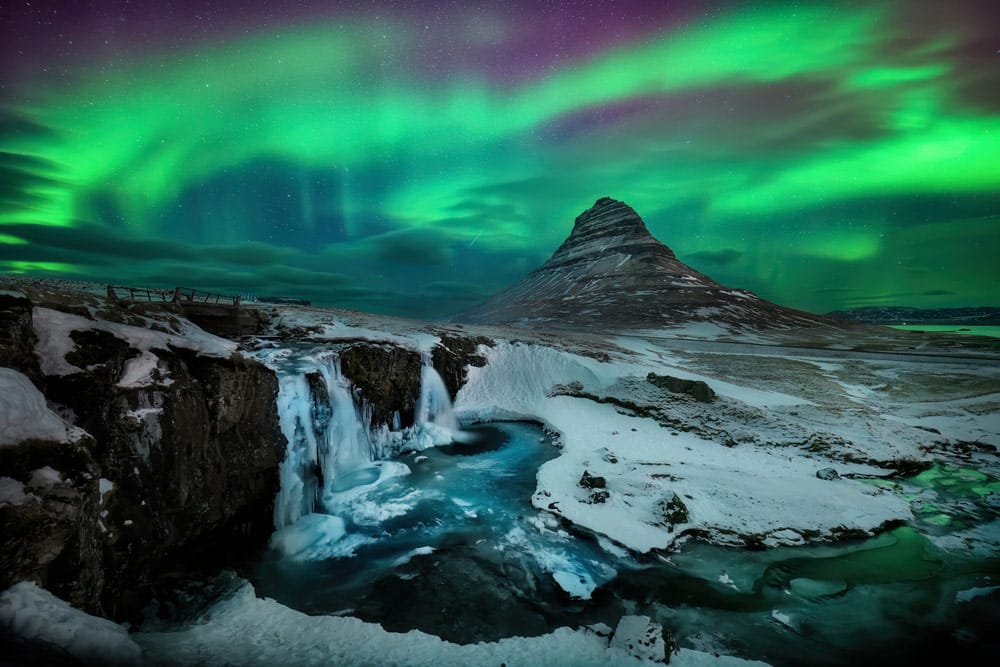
[271,352,373,530]
[263,348,470,561]
[413,362,470,446]
[415,364,458,432]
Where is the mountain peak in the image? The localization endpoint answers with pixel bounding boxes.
[544,197,674,272]
[456,198,835,331]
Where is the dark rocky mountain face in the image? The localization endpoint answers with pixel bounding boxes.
[455,197,835,331]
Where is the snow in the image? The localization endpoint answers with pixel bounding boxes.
[956,585,999,603]
[27,466,61,490]
[262,305,440,353]
[32,306,234,377]
[130,579,766,667]
[118,350,170,388]
[0,576,768,667]
[610,615,666,662]
[456,341,912,553]
[392,545,435,567]
[99,478,114,503]
[0,368,75,446]
[0,581,142,666]
[769,610,795,631]
[0,477,31,507]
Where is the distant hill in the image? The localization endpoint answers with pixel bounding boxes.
[826,306,1000,325]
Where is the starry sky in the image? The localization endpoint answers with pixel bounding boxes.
[1,0,998,318]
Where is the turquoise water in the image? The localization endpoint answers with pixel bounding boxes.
[888,324,1000,338]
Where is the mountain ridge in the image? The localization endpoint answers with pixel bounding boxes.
[455,197,839,331]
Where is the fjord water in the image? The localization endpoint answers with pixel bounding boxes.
[245,350,999,664]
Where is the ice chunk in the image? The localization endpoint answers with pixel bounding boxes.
[956,585,1000,603]
[269,513,347,560]
[610,615,666,662]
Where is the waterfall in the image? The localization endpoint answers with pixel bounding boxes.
[272,353,373,529]
[268,350,469,535]
[416,365,459,432]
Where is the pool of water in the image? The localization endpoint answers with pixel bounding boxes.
[244,422,1000,664]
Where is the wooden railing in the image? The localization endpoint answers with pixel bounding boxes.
[172,287,241,307]
[107,285,240,307]
[106,285,175,302]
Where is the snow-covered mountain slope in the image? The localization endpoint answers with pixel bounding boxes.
[455,197,842,332]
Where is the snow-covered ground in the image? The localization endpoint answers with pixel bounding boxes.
[0,577,766,667]
[2,280,997,665]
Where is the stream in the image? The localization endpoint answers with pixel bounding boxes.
[231,347,1000,665]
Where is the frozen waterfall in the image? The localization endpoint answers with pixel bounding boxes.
[416,364,458,432]
[272,353,372,529]
[414,363,470,446]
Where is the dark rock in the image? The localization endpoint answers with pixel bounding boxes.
[430,334,493,399]
[816,468,840,481]
[65,329,137,385]
[0,436,103,612]
[353,549,551,643]
[657,493,689,532]
[646,372,716,403]
[338,342,423,429]
[35,336,284,622]
[579,470,607,489]
[587,489,610,504]
[0,293,42,382]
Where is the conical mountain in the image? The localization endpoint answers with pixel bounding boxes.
[455,197,834,331]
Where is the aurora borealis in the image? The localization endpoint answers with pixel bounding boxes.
[1,0,998,318]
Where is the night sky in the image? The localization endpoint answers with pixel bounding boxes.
[1,1,998,319]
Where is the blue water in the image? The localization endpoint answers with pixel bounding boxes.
[249,422,627,636]
[246,422,1000,664]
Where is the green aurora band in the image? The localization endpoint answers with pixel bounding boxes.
[1,2,998,317]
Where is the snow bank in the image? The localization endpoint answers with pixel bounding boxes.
[264,306,440,352]
[32,306,235,377]
[0,368,75,446]
[134,580,765,667]
[0,581,142,666]
[456,342,911,553]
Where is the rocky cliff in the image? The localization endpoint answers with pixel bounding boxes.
[0,291,283,622]
[2,286,496,623]
[455,197,838,331]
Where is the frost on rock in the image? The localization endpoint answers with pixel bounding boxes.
[0,368,76,446]
[31,305,234,377]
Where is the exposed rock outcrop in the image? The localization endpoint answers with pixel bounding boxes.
[0,293,41,382]
[339,343,423,429]
[0,437,103,613]
[430,334,493,400]
[646,372,716,403]
[0,295,284,622]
